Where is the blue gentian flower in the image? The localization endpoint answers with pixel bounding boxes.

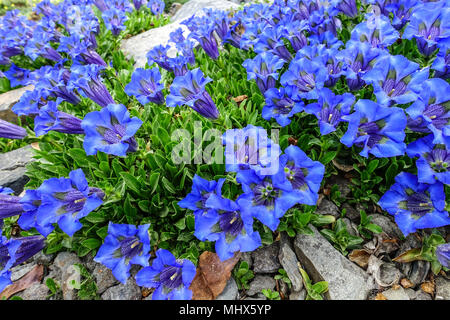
[254,26,293,62]
[0,192,23,219]
[82,104,143,157]
[222,125,281,175]
[166,68,219,119]
[3,64,30,88]
[336,40,387,91]
[262,86,304,127]
[338,0,358,18]
[0,235,45,292]
[243,52,285,94]
[194,194,261,261]
[133,0,144,10]
[189,23,220,60]
[351,12,399,48]
[167,55,189,77]
[236,168,298,231]
[125,67,165,105]
[70,64,116,108]
[305,88,355,135]
[148,0,165,15]
[272,145,325,206]
[407,135,450,185]
[34,100,84,137]
[18,189,55,237]
[402,2,450,56]
[432,38,450,79]
[386,0,419,30]
[436,243,450,268]
[178,174,225,218]
[340,99,406,158]
[12,89,47,116]
[378,172,450,236]
[35,169,104,237]
[102,9,128,36]
[169,27,186,44]
[93,0,108,12]
[281,17,309,51]
[0,187,14,195]
[135,249,196,300]
[94,223,151,284]
[147,45,172,71]
[280,54,328,100]
[24,30,62,62]
[406,78,450,147]
[362,54,428,106]
[0,119,27,140]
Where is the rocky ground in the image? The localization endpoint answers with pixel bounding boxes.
[1,0,449,300]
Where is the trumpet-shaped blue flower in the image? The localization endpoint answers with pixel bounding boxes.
[432,37,450,79]
[222,125,281,175]
[280,54,328,100]
[12,88,47,116]
[336,40,387,91]
[0,235,45,292]
[340,99,406,158]
[135,249,196,300]
[403,2,450,56]
[262,86,304,127]
[406,78,450,147]
[0,119,27,140]
[243,52,285,94]
[351,13,399,48]
[436,243,450,269]
[125,67,165,105]
[94,223,151,284]
[0,187,13,195]
[305,88,355,135]
[0,192,23,219]
[338,0,358,18]
[254,26,293,62]
[407,135,450,185]
[189,23,220,60]
[178,174,225,217]
[3,64,30,88]
[146,45,172,71]
[148,0,165,15]
[362,55,428,106]
[102,9,128,36]
[34,169,104,237]
[18,189,55,237]
[34,100,84,137]
[82,104,142,157]
[166,68,219,119]
[194,194,261,261]
[378,172,450,236]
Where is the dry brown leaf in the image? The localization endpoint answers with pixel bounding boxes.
[31,142,41,151]
[421,281,435,295]
[348,249,371,269]
[0,264,44,299]
[189,251,241,300]
[288,137,298,146]
[400,278,414,289]
[375,293,388,300]
[231,95,248,105]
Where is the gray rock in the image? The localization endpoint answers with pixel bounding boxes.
[341,203,360,222]
[172,0,239,22]
[169,2,183,16]
[121,0,239,68]
[327,176,351,198]
[10,263,37,282]
[378,263,402,287]
[435,277,450,300]
[289,289,306,300]
[216,277,238,300]
[101,277,142,300]
[414,290,432,300]
[381,287,410,300]
[400,260,430,287]
[293,226,376,300]
[246,275,276,297]
[93,264,119,294]
[367,214,403,239]
[0,85,34,123]
[32,251,54,266]
[244,293,267,300]
[342,217,359,237]
[17,283,49,300]
[53,252,81,300]
[252,242,281,273]
[316,199,340,218]
[0,145,36,194]
[278,241,303,292]
[81,252,97,272]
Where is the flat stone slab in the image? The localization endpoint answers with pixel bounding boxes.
[0,145,35,194]
[294,226,376,300]
[0,85,34,123]
[121,0,239,68]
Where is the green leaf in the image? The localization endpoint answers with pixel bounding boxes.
[149,171,160,194]
[81,238,101,249]
[365,223,382,234]
[67,148,90,167]
[120,172,141,193]
[320,151,338,165]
